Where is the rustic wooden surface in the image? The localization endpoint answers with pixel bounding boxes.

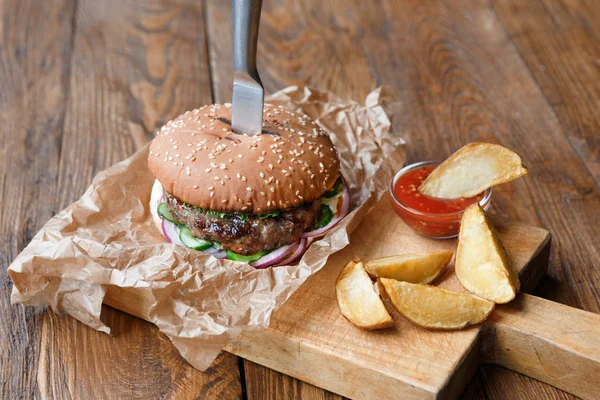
[103,202,559,399]
[1,0,598,399]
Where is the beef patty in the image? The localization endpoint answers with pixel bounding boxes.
[165,191,320,255]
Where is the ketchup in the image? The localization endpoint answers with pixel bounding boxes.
[391,164,486,238]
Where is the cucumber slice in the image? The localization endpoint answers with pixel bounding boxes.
[226,249,269,263]
[157,202,177,223]
[179,226,213,250]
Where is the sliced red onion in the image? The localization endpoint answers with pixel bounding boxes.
[302,182,351,238]
[161,219,184,247]
[274,238,309,266]
[250,240,301,269]
[202,245,221,255]
[211,250,227,259]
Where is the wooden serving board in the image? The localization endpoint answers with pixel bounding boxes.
[104,194,600,399]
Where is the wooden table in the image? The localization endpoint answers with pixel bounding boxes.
[1,0,598,398]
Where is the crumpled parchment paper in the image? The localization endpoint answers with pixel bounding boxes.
[9,86,405,370]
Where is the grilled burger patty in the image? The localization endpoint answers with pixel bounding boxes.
[165,191,320,255]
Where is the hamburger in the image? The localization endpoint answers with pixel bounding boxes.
[148,103,350,268]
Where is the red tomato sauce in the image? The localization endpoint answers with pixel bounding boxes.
[393,165,483,214]
[391,164,485,238]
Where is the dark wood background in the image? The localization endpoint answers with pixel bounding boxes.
[1,0,598,398]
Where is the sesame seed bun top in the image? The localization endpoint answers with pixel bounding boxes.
[148,103,341,213]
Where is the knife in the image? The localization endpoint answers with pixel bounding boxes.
[232,0,264,136]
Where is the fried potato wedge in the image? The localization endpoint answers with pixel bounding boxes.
[364,251,453,284]
[456,204,520,303]
[336,258,394,330]
[419,142,528,199]
[379,279,494,329]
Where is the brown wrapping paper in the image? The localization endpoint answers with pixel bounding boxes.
[9,86,405,370]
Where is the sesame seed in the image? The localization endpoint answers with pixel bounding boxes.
[259,172,265,178]
[246,187,252,192]
[222,200,227,204]
[269,164,274,170]
[241,206,248,211]
[260,191,266,196]
[190,156,196,162]
[193,185,199,189]
[208,186,214,191]
[205,168,212,172]
[242,176,247,182]
[270,187,275,192]
[213,176,219,181]
[174,145,178,149]
[210,192,214,198]
[238,154,243,158]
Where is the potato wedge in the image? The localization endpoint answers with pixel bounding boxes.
[419,142,528,199]
[456,204,520,303]
[379,279,494,329]
[364,251,453,284]
[336,258,394,330]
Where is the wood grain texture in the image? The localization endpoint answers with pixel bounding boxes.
[493,0,600,185]
[104,195,556,399]
[4,0,600,399]
[0,1,76,399]
[243,360,345,400]
[487,294,600,399]
[2,0,242,398]
[205,0,599,398]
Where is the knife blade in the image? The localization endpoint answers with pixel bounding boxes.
[232,0,264,136]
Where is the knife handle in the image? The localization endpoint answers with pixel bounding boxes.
[233,0,263,82]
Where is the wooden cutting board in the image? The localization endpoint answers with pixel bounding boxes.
[104,194,600,400]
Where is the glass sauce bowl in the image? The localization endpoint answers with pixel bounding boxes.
[389,161,492,239]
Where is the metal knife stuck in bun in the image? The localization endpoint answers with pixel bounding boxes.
[148,104,350,268]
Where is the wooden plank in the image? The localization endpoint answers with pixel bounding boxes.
[486,295,600,399]
[104,195,554,399]
[493,0,600,185]
[205,0,600,398]
[0,1,76,399]
[204,0,377,104]
[33,0,242,398]
[243,360,345,400]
